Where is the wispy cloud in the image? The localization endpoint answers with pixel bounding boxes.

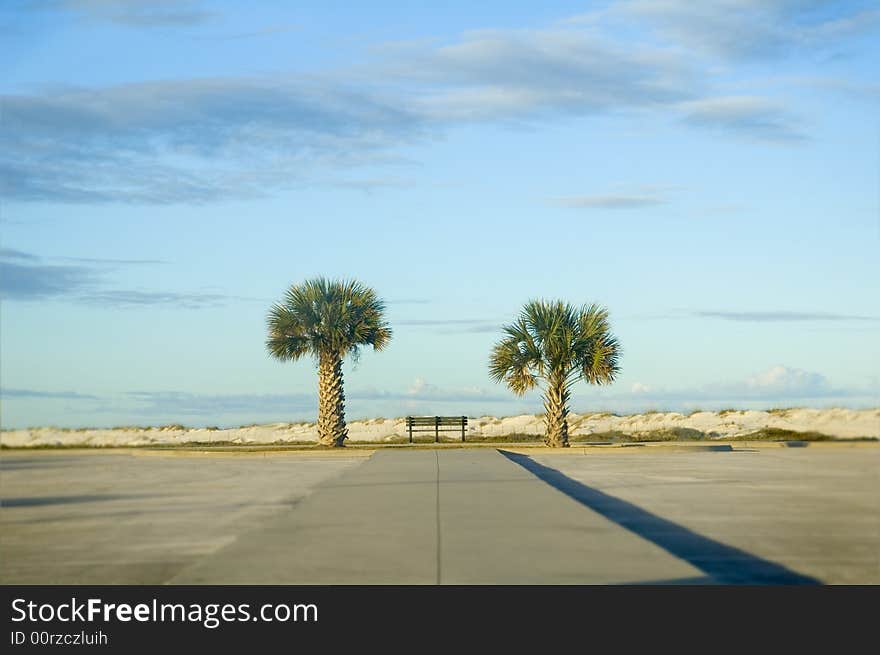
[696,310,878,322]
[583,365,875,414]
[354,378,510,404]
[784,76,880,99]
[0,248,237,308]
[4,3,874,204]
[0,260,97,300]
[0,20,701,206]
[1,77,424,204]
[397,319,492,326]
[1,388,100,400]
[325,177,417,192]
[125,391,315,416]
[78,290,232,309]
[119,382,513,422]
[616,0,880,61]
[397,319,500,333]
[195,23,300,40]
[0,247,40,261]
[396,27,697,121]
[4,365,873,428]
[551,194,666,209]
[34,0,215,27]
[56,256,165,265]
[679,96,805,142]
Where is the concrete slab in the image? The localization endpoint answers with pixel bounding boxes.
[437,449,704,584]
[171,450,439,584]
[172,449,704,584]
[0,450,365,584]
[528,447,880,584]
[5,446,874,584]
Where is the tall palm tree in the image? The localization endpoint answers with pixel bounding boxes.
[489,300,621,448]
[266,278,391,447]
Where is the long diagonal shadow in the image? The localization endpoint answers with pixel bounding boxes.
[500,451,819,585]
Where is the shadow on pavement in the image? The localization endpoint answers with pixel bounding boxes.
[0,457,86,471]
[1,494,150,508]
[500,450,820,585]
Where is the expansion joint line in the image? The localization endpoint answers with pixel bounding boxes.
[435,450,442,585]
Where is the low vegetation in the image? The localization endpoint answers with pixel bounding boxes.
[571,427,705,443]
[733,428,833,441]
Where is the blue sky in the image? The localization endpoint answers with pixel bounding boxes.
[1,0,878,428]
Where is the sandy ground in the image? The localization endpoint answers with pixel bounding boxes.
[2,407,877,447]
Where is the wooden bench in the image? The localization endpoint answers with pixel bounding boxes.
[405,416,468,443]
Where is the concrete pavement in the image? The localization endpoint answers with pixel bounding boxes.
[4,446,876,584]
[528,446,880,584]
[0,450,366,584]
[172,449,706,583]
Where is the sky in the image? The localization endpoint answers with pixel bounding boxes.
[1,0,878,428]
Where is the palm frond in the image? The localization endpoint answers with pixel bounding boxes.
[489,298,622,393]
[266,277,391,361]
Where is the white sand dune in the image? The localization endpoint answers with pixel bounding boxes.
[2,408,877,447]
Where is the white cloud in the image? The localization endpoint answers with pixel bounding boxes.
[1,78,424,204]
[552,194,666,209]
[52,0,214,27]
[593,365,858,410]
[5,2,876,203]
[407,378,433,395]
[679,96,805,142]
[745,365,830,395]
[615,0,880,60]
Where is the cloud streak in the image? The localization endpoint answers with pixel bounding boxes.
[583,365,874,414]
[0,247,40,261]
[396,319,500,333]
[119,382,513,421]
[34,0,215,27]
[696,310,878,322]
[680,96,805,142]
[4,366,873,428]
[355,378,510,403]
[4,2,875,203]
[616,0,880,61]
[0,260,97,300]
[1,388,100,400]
[1,77,424,204]
[57,256,166,265]
[552,194,666,209]
[195,23,300,40]
[125,391,315,416]
[398,27,697,121]
[0,248,238,308]
[78,290,232,309]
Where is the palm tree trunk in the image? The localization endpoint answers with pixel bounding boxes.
[317,351,347,447]
[543,372,570,448]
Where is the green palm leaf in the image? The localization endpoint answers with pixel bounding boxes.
[489,299,621,447]
[266,277,391,447]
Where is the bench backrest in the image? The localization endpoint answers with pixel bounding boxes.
[406,416,467,427]
[405,416,468,442]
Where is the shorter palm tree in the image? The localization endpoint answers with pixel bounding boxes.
[266,278,391,447]
[489,300,621,448]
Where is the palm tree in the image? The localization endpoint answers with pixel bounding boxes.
[489,300,621,448]
[266,278,391,447]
